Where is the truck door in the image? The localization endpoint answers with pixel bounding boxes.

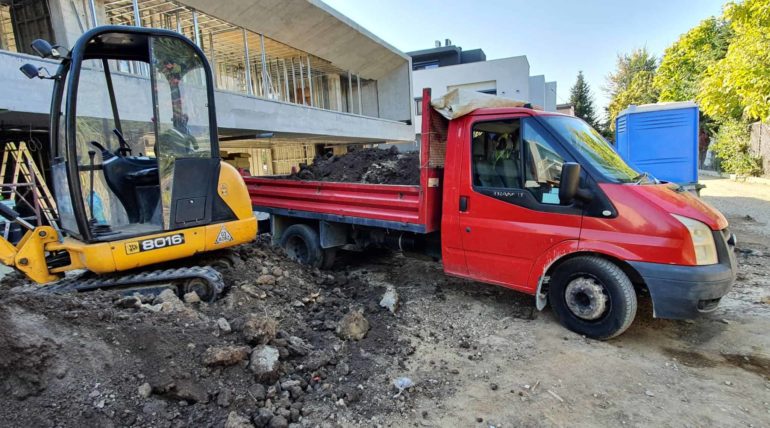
[458,116,582,292]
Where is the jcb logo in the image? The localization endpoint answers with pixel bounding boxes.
[125,234,185,254]
[125,242,141,254]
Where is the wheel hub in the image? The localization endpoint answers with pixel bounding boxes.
[286,237,308,263]
[564,276,608,320]
[182,277,214,302]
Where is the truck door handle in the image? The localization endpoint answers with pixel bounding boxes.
[459,196,468,212]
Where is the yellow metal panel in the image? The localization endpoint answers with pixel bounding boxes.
[218,162,254,220]
[203,216,257,252]
[16,227,61,283]
[0,235,17,266]
[52,237,114,273]
[109,229,207,272]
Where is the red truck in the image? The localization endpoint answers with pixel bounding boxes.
[245,89,737,339]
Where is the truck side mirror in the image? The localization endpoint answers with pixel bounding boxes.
[20,63,40,79]
[19,64,52,79]
[31,39,57,59]
[559,162,581,205]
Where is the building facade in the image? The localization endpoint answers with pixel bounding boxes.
[408,41,557,146]
[556,103,575,116]
[0,0,414,175]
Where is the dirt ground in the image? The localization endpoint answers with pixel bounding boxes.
[0,176,769,428]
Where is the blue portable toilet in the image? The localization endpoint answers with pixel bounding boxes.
[615,101,699,186]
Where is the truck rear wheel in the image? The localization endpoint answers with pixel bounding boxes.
[280,224,324,268]
[548,256,637,340]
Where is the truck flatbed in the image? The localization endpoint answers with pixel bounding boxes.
[246,95,447,234]
[245,177,436,233]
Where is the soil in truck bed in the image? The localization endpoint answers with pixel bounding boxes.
[292,146,420,185]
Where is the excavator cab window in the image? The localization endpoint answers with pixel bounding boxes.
[50,27,219,243]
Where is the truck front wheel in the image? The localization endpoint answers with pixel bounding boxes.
[280,224,335,269]
[548,256,637,340]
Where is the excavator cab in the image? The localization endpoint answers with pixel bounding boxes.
[3,27,257,298]
[46,26,219,242]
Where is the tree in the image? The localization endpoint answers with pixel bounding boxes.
[654,17,732,102]
[699,0,770,122]
[605,48,658,132]
[710,118,761,175]
[569,71,598,127]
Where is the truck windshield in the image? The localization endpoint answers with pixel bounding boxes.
[541,116,639,183]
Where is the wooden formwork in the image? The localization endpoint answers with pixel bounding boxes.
[220,147,273,176]
[270,144,315,175]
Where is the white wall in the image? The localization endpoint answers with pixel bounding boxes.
[528,75,545,109]
[377,61,413,123]
[545,81,557,112]
[413,56,530,101]
[413,56,530,133]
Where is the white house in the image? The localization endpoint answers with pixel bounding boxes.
[407,41,557,145]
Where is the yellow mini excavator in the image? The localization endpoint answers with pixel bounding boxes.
[2,26,257,300]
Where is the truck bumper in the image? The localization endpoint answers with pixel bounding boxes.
[628,230,737,319]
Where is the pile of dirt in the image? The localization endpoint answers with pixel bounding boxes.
[0,237,432,427]
[292,146,420,185]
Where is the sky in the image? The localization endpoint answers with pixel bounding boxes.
[322,0,726,117]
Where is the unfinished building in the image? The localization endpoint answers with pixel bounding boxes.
[0,0,414,176]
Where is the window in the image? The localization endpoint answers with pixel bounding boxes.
[414,97,422,115]
[522,120,565,204]
[413,60,440,71]
[471,120,522,189]
[540,116,638,183]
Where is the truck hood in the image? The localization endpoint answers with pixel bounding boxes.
[626,184,728,230]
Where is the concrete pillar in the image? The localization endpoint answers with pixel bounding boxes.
[48,0,106,48]
[243,29,253,96]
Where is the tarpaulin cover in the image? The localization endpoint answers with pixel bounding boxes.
[430,88,535,120]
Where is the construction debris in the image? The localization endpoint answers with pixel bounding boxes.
[202,346,251,367]
[379,287,399,314]
[336,309,370,340]
[249,345,281,383]
[292,146,420,185]
[0,216,768,427]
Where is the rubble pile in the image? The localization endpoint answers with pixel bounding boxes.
[291,146,420,185]
[0,236,423,427]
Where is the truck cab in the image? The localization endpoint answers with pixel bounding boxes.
[436,95,736,338]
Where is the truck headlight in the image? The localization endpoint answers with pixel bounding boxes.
[672,214,718,265]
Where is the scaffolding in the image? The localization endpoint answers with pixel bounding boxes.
[0,139,58,239]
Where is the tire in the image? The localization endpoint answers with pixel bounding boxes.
[548,256,637,340]
[280,224,324,268]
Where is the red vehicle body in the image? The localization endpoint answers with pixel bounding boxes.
[246,89,736,339]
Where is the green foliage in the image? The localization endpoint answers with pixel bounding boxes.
[711,118,761,175]
[699,0,770,122]
[654,17,732,102]
[605,48,658,132]
[569,71,598,128]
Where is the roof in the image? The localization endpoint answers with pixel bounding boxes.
[406,45,462,57]
[618,101,698,117]
[176,0,409,79]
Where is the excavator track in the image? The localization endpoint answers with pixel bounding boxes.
[45,265,225,302]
